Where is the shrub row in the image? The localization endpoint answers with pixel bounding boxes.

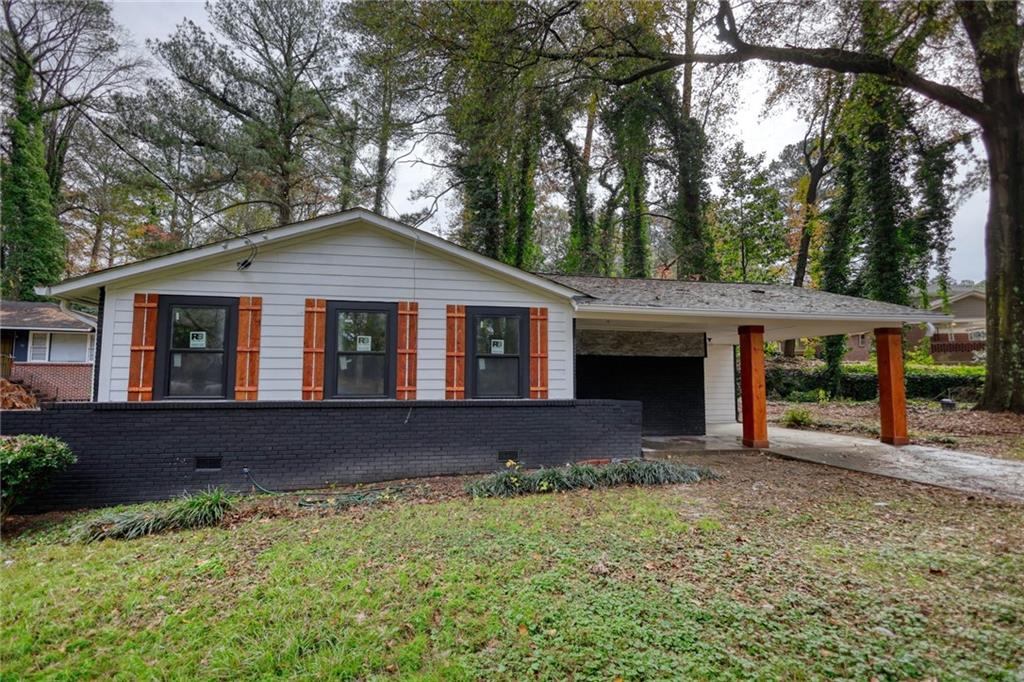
[766,363,985,402]
[466,460,717,498]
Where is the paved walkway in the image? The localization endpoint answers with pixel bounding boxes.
[646,423,1024,503]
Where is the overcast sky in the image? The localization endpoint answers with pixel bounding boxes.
[110,1,987,282]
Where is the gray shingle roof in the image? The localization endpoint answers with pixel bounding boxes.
[539,274,948,321]
[0,301,95,331]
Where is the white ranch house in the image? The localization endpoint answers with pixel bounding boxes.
[36,208,947,446]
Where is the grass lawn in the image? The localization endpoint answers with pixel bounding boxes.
[3,453,1023,680]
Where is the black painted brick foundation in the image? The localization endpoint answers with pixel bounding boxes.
[2,400,641,510]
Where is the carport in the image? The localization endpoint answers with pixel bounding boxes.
[545,275,950,444]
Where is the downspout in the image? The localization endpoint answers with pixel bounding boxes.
[91,287,105,402]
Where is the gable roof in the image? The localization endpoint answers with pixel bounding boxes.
[33,208,950,325]
[0,301,95,331]
[34,208,581,304]
[930,289,985,309]
[543,274,948,323]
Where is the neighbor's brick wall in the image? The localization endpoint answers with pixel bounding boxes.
[2,400,642,510]
[10,363,93,401]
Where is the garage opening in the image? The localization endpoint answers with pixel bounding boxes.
[574,330,706,436]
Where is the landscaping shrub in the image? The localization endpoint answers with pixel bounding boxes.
[780,407,814,428]
[168,487,234,528]
[466,460,716,498]
[0,435,75,518]
[766,362,985,402]
[72,488,233,542]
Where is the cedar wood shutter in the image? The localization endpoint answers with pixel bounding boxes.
[302,298,326,399]
[397,301,418,399]
[445,304,466,399]
[529,307,549,398]
[235,296,262,400]
[447,305,549,399]
[128,293,159,401]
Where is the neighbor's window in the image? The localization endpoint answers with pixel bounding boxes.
[326,301,397,398]
[49,333,90,362]
[467,307,528,398]
[155,297,238,399]
[26,332,93,362]
[28,332,50,362]
[969,330,986,341]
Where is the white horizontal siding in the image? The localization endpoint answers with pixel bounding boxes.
[704,344,736,424]
[100,225,574,401]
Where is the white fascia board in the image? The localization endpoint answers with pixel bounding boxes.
[35,209,581,303]
[573,304,952,324]
[1,326,94,332]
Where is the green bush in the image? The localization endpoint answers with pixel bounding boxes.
[72,488,234,542]
[780,407,814,428]
[466,460,717,498]
[766,362,985,402]
[0,435,75,517]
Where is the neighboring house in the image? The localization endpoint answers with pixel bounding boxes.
[0,301,97,401]
[906,288,987,363]
[792,332,873,362]
[791,287,986,364]
[8,209,947,508]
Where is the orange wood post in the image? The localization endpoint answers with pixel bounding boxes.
[738,325,769,448]
[875,327,909,445]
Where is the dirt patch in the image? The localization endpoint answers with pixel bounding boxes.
[3,474,483,540]
[769,400,1024,460]
[225,473,476,525]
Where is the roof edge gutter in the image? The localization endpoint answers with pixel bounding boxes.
[573,304,952,324]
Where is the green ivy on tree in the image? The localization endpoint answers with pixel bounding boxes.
[1,60,66,301]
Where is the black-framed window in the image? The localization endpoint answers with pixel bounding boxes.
[325,301,397,399]
[154,296,238,399]
[466,306,529,398]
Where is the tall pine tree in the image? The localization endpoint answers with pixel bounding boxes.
[1,60,66,300]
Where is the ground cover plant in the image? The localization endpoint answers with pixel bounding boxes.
[71,488,234,542]
[465,459,715,498]
[3,453,1022,680]
[779,406,814,428]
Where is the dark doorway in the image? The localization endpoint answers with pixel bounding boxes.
[576,355,705,435]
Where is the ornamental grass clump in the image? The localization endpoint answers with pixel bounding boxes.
[466,459,716,498]
[780,407,815,428]
[72,488,234,542]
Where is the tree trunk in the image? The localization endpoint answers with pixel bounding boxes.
[373,83,394,214]
[783,164,823,357]
[88,219,104,271]
[958,0,1024,413]
[681,0,696,118]
[977,106,1024,412]
[372,122,391,214]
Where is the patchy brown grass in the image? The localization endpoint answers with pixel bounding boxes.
[4,456,1022,680]
[768,400,1024,460]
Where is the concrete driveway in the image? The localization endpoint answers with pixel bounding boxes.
[647,423,1024,503]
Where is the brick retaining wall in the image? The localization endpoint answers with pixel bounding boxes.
[2,400,641,510]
